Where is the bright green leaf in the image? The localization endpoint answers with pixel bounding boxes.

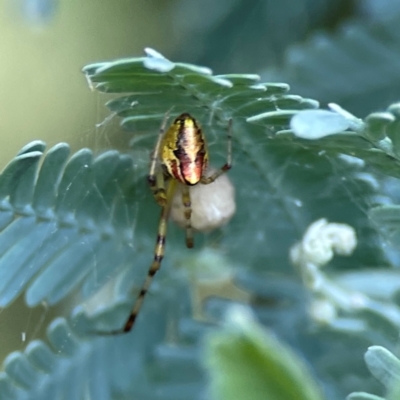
[205,306,324,400]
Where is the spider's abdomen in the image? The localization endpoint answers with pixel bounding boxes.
[160,113,208,185]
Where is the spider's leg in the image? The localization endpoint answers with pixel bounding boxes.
[181,184,194,248]
[152,169,167,205]
[148,112,171,206]
[99,179,178,335]
[200,118,232,184]
[119,179,177,333]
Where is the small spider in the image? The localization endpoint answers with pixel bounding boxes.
[107,112,232,334]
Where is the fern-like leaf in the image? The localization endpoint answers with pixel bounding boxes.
[267,12,400,115]
[0,142,138,309]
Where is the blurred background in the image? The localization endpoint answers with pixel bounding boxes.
[0,0,173,161]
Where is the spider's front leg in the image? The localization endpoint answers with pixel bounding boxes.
[147,111,172,206]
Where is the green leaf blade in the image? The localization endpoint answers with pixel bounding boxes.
[206,307,324,400]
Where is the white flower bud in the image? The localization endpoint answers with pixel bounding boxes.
[323,223,357,256]
[301,219,334,266]
[309,299,337,325]
[290,219,357,268]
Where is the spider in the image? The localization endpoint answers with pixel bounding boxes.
[108,112,232,334]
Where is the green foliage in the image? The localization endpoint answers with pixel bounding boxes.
[347,394,386,400]
[266,11,400,116]
[4,2,400,399]
[348,346,400,400]
[171,0,354,72]
[288,102,400,179]
[0,141,138,309]
[83,47,317,133]
[206,306,323,400]
[364,346,400,388]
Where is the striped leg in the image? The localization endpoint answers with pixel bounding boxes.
[200,118,232,184]
[148,112,171,206]
[99,180,177,335]
[181,185,194,248]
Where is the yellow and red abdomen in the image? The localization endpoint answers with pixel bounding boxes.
[160,113,208,185]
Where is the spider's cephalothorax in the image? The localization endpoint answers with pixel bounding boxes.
[160,113,209,186]
[100,112,232,335]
